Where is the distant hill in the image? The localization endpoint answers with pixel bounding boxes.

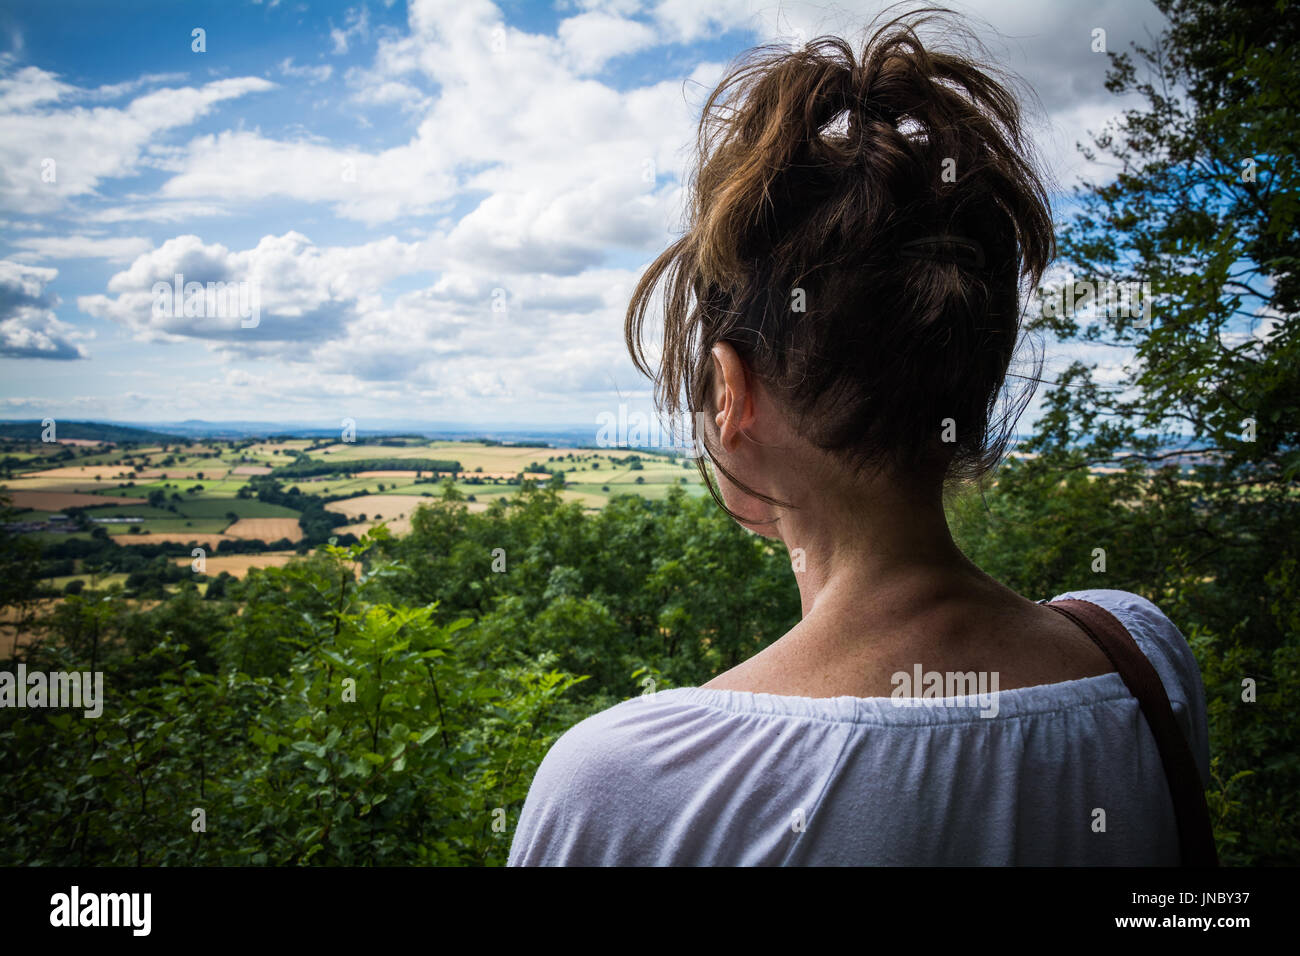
[0,418,593,445]
[0,420,182,444]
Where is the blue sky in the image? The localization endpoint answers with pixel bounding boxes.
[0,0,1165,429]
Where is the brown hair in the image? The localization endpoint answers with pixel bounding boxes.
[625,8,1054,516]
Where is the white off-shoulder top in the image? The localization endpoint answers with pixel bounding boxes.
[507,588,1211,866]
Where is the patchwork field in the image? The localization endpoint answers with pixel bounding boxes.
[3,437,706,550]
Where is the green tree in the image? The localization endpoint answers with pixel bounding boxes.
[955,0,1299,864]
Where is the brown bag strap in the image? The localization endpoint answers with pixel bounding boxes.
[1044,598,1218,866]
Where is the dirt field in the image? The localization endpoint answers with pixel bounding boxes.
[1,477,114,493]
[325,494,433,521]
[335,517,414,535]
[174,551,300,578]
[224,518,302,541]
[6,490,147,510]
[22,465,136,479]
[0,600,58,652]
[231,465,273,475]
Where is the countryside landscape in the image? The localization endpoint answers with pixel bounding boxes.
[0,421,705,641]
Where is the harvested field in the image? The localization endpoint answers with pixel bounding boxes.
[6,490,147,511]
[22,465,135,479]
[0,599,60,652]
[174,551,299,578]
[231,465,273,476]
[1,477,114,492]
[325,494,433,521]
[224,518,302,541]
[335,517,414,536]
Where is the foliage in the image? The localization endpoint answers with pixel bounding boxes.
[951,0,1299,864]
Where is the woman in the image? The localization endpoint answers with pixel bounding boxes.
[508,11,1211,866]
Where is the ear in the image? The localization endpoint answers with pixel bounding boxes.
[710,342,753,453]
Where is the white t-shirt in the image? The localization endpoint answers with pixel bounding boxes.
[507,588,1211,866]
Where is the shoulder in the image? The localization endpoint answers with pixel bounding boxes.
[1048,587,1211,786]
[506,690,714,866]
[506,688,846,865]
[1048,588,1189,677]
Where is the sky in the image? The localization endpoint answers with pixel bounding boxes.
[0,0,1165,430]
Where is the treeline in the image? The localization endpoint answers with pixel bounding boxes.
[272,457,461,478]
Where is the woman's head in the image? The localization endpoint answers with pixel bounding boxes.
[625,9,1054,529]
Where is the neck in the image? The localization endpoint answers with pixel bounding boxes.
[774,478,980,623]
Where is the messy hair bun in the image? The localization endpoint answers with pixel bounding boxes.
[625,8,1054,509]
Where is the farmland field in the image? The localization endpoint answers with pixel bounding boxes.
[225,518,303,541]
[8,490,148,510]
[325,494,431,521]
[172,551,299,578]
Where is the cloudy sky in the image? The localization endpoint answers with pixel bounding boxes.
[0,0,1163,429]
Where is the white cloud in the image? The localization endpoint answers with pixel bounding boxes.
[330,5,372,54]
[10,235,152,264]
[0,71,274,214]
[82,201,232,224]
[0,260,88,359]
[279,57,333,83]
[78,231,435,355]
[557,11,658,73]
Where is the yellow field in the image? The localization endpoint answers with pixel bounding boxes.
[23,465,135,479]
[224,518,302,541]
[1,477,115,492]
[324,494,432,520]
[175,551,299,578]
